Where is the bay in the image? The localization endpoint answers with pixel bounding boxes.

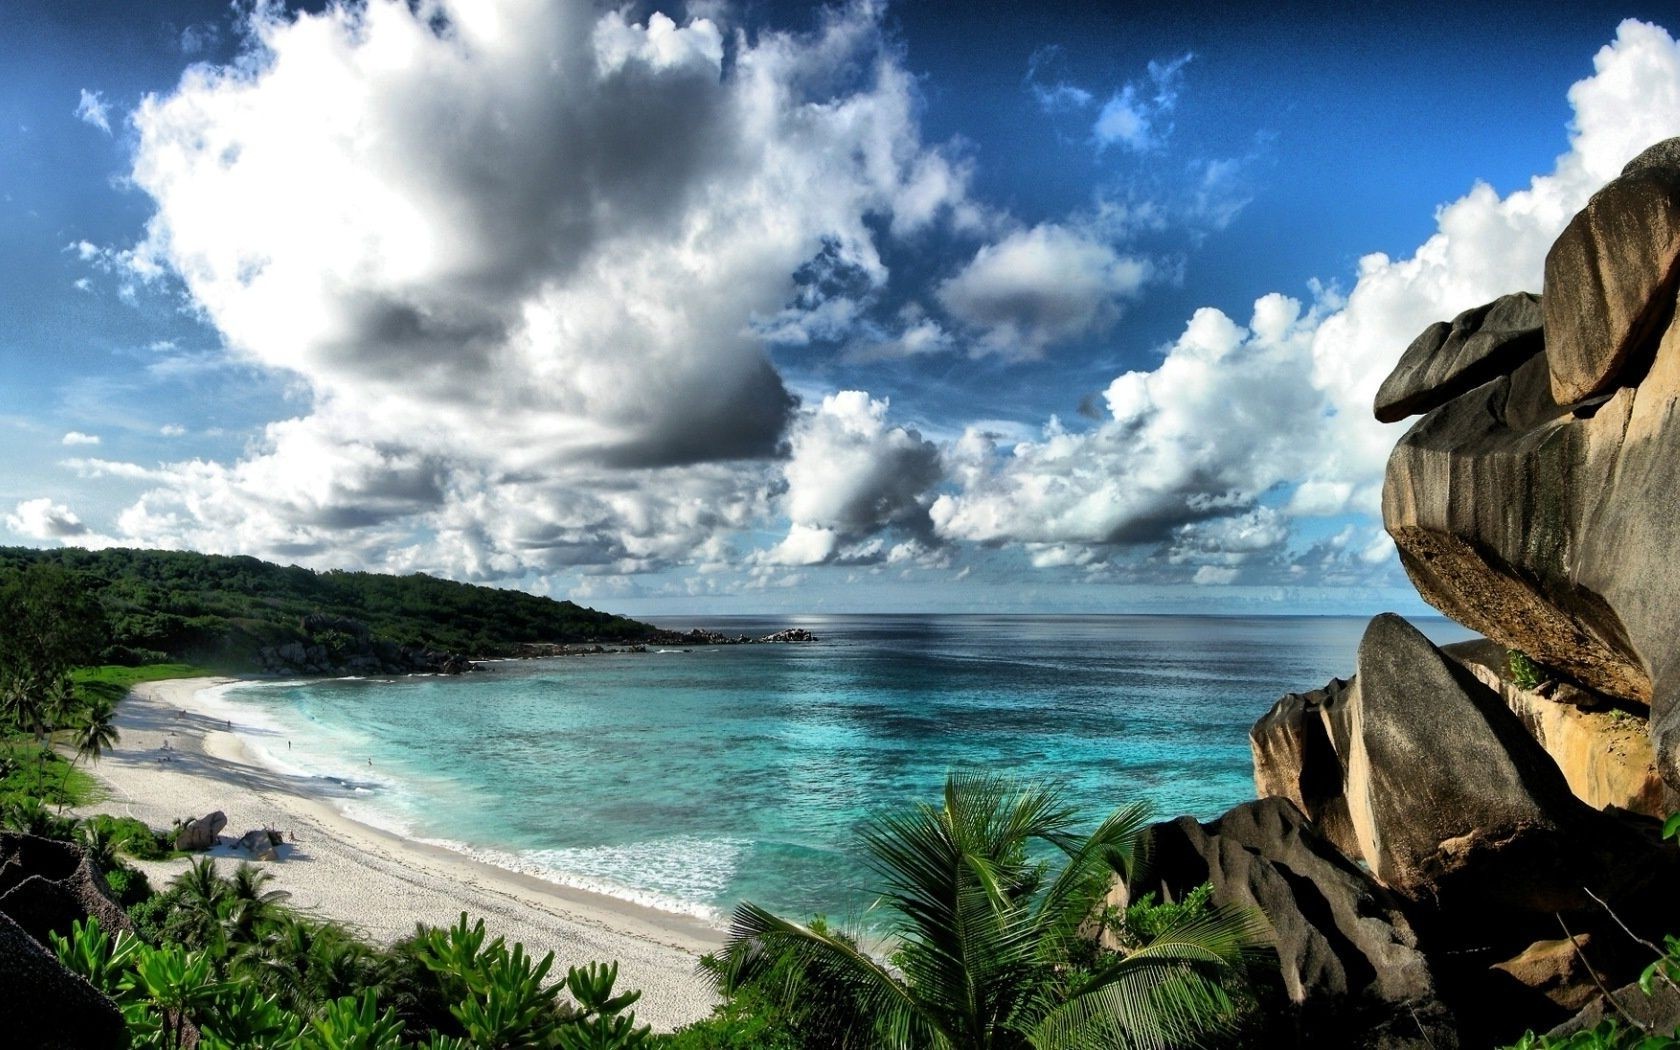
[212,613,1474,926]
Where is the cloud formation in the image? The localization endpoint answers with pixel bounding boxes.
[1093,54,1191,152]
[937,224,1152,359]
[764,391,941,565]
[75,90,112,134]
[932,18,1680,583]
[7,499,89,540]
[106,0,969,576]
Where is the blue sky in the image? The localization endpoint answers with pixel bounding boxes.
[3,1,1679,615]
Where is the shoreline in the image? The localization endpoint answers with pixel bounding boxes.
[82,677,723,1032]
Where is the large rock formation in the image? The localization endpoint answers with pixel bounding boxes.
[1382,138,1680,793]
[1446,639,1666,816]
[0,834,134,1048]
[0,910,127,1049]
[1119,798,1455,1049]
[1250,615,1652,919]
[173,810,226,852]
[0,833,131,946]
[1374,292,1543,423]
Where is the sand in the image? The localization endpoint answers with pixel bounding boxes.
[79,677,723,1032]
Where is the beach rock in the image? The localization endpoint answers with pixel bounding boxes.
[1116,797,1455,1049]
[234,828,282,861]
[0,834,132,947]
[174,810,226,852]
[1547,978,1680,1040]
[1252,617,1670,918]
[1445,639,1667,816]
[1489,935,1600,1014]
[1374,292,1544,423]
[1249,676,1362,861]
[0,909,128,1049]
[757,628,818,643]
[1544,137,1680,405]
[1382,273,1680,790]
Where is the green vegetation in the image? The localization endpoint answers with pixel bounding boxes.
[0,545,657,671]
[1508,649,1547,690]
[698,773,1265,1049]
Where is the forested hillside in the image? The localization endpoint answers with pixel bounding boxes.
[0,546,654,670]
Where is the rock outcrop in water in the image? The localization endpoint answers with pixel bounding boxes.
[1123,138,1680,1048]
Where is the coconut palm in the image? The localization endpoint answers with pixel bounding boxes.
[719,773,1264,1050]
[57,696,120,811]
[219,861,292,946]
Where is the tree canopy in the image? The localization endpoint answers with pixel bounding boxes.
[0,546,655,671]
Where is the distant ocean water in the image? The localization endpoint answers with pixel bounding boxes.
[206,614,1474,926]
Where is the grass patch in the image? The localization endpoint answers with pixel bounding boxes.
[71,663,217,709]
[0,736,99,809]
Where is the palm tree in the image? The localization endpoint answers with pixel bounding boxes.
[219,862,291,947]
[719,773,1264,1050]
[57,697,120,812]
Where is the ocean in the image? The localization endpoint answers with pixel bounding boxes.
[205,614,1474,927]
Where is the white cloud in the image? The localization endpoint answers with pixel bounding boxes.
[75,90,111,134]
[1093,53,1191,152]
[61,431,101,446]
[934,19,1680,585]
[6,499,89,540]
[938,223,1151,358]
[764,391,942,565]
[160,424,187,437]
[931,293,1325,550]
[107,0,969,576]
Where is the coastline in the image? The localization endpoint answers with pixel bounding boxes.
[81,677,723,1032]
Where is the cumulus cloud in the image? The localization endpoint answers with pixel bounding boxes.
[937,223,1152,358]
[75,89,111,134]
[1092,53,1191,152]
[934,19,1680,583]
[104,0,970,576]
[764,391,941,565]
[7,499,90,540]
[61,431,100,446]
[931,293,1325,556]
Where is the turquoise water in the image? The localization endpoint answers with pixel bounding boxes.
[209,614,1473,925]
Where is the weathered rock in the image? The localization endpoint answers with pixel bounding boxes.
[0,909,128,1049]
[1544,137,1680,405]
[1490,935,1601,1014]
[1375,292,1544,423]
[1547,978,1680,1040]
[1384,278,1680,789]
[1250,676,1361,860]
[235,828,282,861]
[0,834,131,946]
[1446,639,1668,816]
[174,810,227,851]
[1117,797,1455,1049]
[1252,616,1668,919]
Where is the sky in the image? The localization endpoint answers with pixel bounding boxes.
[3,0,1680,616]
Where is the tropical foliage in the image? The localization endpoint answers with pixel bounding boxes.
[0,545,656,671]
[705,773,1265,1049]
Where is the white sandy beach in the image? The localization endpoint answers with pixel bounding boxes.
[79,677,723,1032]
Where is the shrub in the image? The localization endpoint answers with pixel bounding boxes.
[1508,649,1545,690]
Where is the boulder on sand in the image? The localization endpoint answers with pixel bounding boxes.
[174,810,227,851]
[235,828,283,861]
